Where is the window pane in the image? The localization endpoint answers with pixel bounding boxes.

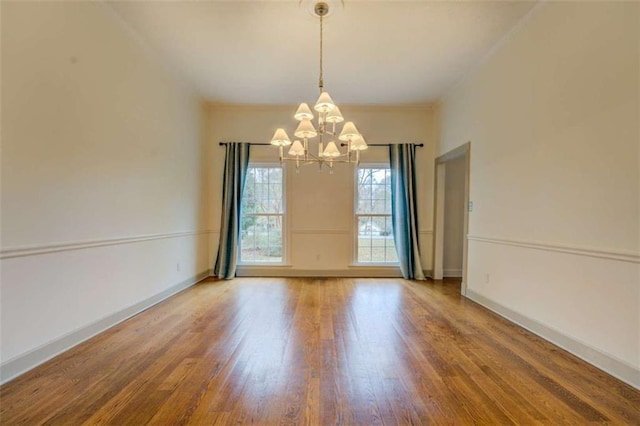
[240,215,257,262]
[267,216,282,262]
[241,214,283,263]
[269,184,282,212]
[357,214,397,263]
[245,168,282,214]
[357,168,392,214]
[270,167,282,183]
[358,246,371,262]
[371,247,386,263]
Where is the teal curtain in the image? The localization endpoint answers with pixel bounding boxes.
[214,143,251,279]
[389,144,425,280]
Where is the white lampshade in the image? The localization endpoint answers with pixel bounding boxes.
[325,106,344,123]
[294,118,318,138]
[294,103,313,121]
[350,135,368,151]
[288,140,305,156]
[270,128,291,146]
[314,91,336,113]
[322,141,341,157]
[338,121,360,141]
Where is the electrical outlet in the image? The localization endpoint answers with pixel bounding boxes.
[468,201,474,212]
[485,273,490,284]
[176,263,181,272]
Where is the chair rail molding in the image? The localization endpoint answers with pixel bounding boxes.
[0,230,215,260]
[467,235,640,264]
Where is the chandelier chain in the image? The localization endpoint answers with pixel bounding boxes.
[319,15,324,92]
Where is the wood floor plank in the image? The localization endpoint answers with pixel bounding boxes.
[1,277,639,425]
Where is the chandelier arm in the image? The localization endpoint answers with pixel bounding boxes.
[281,157,317,164]
[280,156,359,165]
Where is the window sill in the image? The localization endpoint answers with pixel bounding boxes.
[349,263,400,268]
[236,264,293,268]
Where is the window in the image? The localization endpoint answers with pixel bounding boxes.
[356,167,398,263]
[240,166,284,263]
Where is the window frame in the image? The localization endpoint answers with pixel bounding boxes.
[238,163,287,265]
[353,164,398,266]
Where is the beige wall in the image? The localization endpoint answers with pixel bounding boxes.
[443,155,465,276]
[437,2,639,386]
[207,105,435,275]
[0,2,208,381]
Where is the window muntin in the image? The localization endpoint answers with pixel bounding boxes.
[240,166,284,263]
[356,167,398,263]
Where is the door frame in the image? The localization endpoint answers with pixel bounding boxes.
[432,142,471,295]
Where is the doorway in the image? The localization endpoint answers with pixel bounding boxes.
[433,142,470,295]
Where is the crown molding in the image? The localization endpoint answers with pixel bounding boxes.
[206,102,435,113]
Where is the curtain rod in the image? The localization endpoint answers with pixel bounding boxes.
[340,143,424,147]
[219,142,424,147]
[219,142,264,146]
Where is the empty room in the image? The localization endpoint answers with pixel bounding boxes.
[1,0,639,424]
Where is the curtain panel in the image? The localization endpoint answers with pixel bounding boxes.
[214,142,251,279]
[389,143,426,280]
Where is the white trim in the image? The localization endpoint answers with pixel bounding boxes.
[0,270,211,385]
[290,229,350,235]
[433,162,446,280]
[236,262,290,267]
[236,264,293,269]
[443,269,462,278]
[235,266,402,278]
[467,235,640,264]
[466,289,640,390]
[207,103,434,113]
[350,263,399,268]
[0,230,214,260]
[433,142,471,294]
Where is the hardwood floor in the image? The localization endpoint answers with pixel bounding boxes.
[1,277,639,425]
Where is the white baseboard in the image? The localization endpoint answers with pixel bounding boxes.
[0,270,210,385]
[235,266,402,278]
[443,268,462,277]
[466,289,640,390]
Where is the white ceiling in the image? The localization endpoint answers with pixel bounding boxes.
[107,0,537,105]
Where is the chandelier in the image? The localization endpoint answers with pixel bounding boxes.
[269,1,367,172]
